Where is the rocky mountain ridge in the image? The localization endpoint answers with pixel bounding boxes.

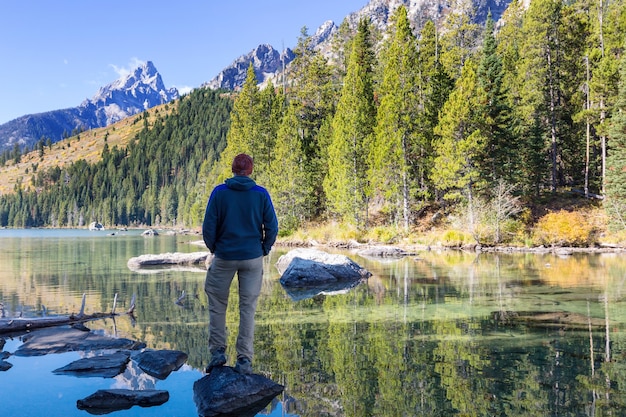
[0,0,513,153]
[206,0,513,91]
[0,61,178,152]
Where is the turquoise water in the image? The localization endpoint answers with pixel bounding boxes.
[2,229,626,416]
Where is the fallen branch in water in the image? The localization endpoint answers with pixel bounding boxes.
[0,293,136,335]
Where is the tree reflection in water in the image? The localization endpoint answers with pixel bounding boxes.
[1,230,626,416]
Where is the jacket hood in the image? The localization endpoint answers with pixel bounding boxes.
[225,175,256,191]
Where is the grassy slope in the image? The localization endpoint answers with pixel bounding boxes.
[0,105,171,195]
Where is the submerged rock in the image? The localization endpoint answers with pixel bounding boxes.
[193,366,284,417]
[76,389,169,415]
[133,349,188,380]
[357,245,415,258]
[14,327,144,356]
[53,351,130,378]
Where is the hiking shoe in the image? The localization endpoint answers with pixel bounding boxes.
[234,356,252,374]
[205,347,226,373]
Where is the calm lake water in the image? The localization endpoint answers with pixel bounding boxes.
[2,229,626,416]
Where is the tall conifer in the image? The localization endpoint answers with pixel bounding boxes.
[324,18,376,227]
[605,50,626,230]
[216,64,261,182]
[476,14,517,187]
[269,102,312,232]
[370,6,421,231]
[431,59,486,229]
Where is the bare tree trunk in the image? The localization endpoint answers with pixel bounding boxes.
[0,293,136,335]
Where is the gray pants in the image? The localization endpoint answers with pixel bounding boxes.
[204,256,263,360]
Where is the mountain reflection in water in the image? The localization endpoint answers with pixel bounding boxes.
[1,229,626,416]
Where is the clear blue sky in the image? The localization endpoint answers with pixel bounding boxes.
[0,0,368,125]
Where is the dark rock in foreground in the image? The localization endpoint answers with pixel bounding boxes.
[133,349,188,380]
[53,351,130,378]
[14,327,144,356]
[76,389,169,415]
[193,366,284,417]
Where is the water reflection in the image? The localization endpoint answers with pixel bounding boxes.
[1,230,626,416]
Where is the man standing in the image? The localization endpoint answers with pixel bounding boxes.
[202,153,278,374]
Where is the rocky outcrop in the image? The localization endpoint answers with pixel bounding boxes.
[193,366,284,417]
[77,389,169,414]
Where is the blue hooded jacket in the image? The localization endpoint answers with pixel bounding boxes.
[202,176,278,260]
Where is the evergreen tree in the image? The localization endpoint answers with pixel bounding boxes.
[516,0,586,193]
[439,0,482,80]
[605,49,626,230]
[216,64,261,182]
[417,20,454,198]
[324,18,376,227]
[287,27,337,215]
[255,81,284,186]
[587,0,625,195]
[370,6,421,231]
[268,102,312,232]
[431,59,486,229]
[476,14,517,187]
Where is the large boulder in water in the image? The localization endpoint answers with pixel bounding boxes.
[193,366,284,417]
[276,249,371,301]
[277,249,370,285]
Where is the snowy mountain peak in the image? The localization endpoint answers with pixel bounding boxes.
[83,61,179,126]
[0,61,179,151]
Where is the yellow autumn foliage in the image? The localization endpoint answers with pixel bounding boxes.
[533,210,597,247]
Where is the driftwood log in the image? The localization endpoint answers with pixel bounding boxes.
[0,293,136,335]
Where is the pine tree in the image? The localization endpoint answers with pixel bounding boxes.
[476,14,517,187]
[605,49,626,230]
[288,27,337,214]
[268,102,312,232]
[216,64,261,182]
[516,0,586,193]
[587,0,624,195]
[324,18,376,227]
[370,6,421,231]
[431,59,486,229]
[417,20,454,198]
[439,0,482,80]
[255,81,283,186]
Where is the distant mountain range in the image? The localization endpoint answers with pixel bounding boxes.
[0,61,178,152]
[0,0,511,153]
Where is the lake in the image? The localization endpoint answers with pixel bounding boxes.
[1,229,626,416]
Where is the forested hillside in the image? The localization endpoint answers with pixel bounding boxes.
[1,1,625,246]
[0,89,232,227]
